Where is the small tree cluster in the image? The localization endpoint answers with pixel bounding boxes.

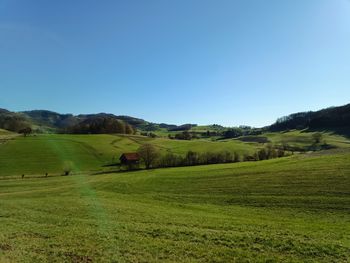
[141,132,157,138]
[169,131,199,140]
[18,127,32,137]
[223,127,262,139]
[157,150,241,168]
[175,131,192,140]
[136,145,288,170]
[252,144,286,161]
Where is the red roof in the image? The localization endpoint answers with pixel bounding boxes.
[120,153,140,161]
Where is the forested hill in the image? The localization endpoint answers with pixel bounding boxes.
[0,109,147,133]
[1,103,350,134]
[21,110,148,129]
[269,103,350,132]
[0,109,180,133]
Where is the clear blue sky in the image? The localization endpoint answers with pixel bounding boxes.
[1,0,350,127]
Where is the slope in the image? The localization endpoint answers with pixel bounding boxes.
[0,152,349,262]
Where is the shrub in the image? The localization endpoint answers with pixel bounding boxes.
[63,161,74,176]
[159,153,183,167]
[185,151,199,166]
[233,152,240,162]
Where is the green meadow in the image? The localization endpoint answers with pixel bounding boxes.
[0,134,257,177]
[1,151,350,262]
[1,131,350,262]
[1,130,348,178]
[0,129,14,135]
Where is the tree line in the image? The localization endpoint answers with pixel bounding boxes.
[164,127,263,141]
[269,104,350,131]
[133,143,289,170]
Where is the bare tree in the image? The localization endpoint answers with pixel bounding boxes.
[18,127,32,137]
[138,144,160,169]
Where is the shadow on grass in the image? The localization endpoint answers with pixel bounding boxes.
[91,168,143,175]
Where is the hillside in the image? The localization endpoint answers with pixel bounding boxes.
[0,134,257,177]
[269,103,350,133]
[0,108,189,134]
[0,130,349,177]
[1,151,349,262]
[0,129,15,135]
[0,109,30,132]
[1,105,350,262]
[1,102,350,136]
[21,110,149,131]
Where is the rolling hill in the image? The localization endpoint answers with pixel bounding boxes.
[0,130,349,178]
[1,102,350,137]
[1,103,350,262]
[1,150,349,262]
[0,109,151,133]
[269,103,350,133]
[0,133,257,177]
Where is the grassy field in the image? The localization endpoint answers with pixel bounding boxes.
[264,130,350,149]
[0,134,258,177]
[0,151,349,262]
[0,131,349,177]
[0,129,14,135]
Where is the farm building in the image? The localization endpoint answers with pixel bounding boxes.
[119,153,140,169]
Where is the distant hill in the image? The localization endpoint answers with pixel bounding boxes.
[169,124,198,131]
[268,103,350,133]
[66,115,135,134]
[0,109,30,132]
[0,108,193,133]
[21,110,80,129]
[1,103,349,134]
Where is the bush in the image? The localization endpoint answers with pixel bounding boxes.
[155,147,284,170]
[18,127,32,137]
[175,131,192,140]
[233,152,240,162]
[258,148,268,160]
[185,151,199,166]
[63,161,74,176]
[159,153,183,167]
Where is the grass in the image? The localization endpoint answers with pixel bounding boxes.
[150,125,226,137]
[0,134,258,177]
[263,130,350,149]
[0,151,350,262]
[0,131,349,178]
[0,129,14,135]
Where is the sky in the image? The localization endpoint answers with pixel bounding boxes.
[0,0,350,127]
